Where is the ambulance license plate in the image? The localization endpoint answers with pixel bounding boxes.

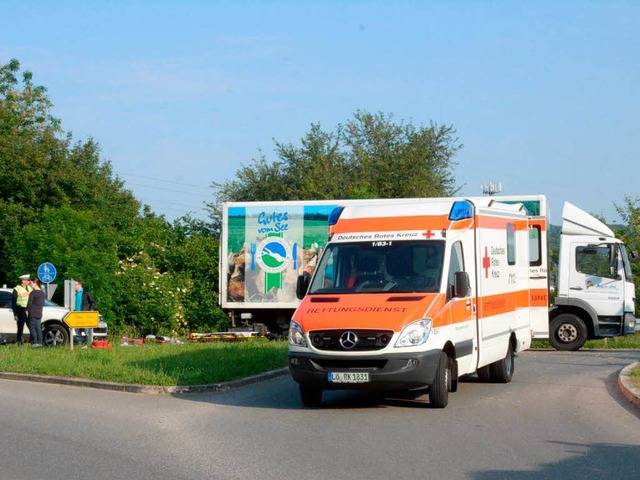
[328,372,370,383]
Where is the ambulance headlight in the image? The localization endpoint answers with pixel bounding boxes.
[288,321,308,347]
[395,319,432,347]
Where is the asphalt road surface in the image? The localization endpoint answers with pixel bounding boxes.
[1,350,639,480]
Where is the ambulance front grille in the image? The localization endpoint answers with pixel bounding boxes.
[311,358,388,371]
[309,329,393,351]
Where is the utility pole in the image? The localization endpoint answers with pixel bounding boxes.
[481,181,502,196]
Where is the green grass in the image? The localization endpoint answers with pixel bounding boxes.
[531,332,640,350]
[631,364,640,389]
[0,340,289,386]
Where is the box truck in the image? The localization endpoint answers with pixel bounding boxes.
[220,200,369,334]
[285,196,638,407]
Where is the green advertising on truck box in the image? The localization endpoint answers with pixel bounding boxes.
[220,201,342,310]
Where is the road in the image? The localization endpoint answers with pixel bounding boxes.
[1,350,639,480]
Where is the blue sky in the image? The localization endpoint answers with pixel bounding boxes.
[1,1,638,224]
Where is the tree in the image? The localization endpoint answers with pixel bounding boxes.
[614,195,640,315]
[209,110,462,222]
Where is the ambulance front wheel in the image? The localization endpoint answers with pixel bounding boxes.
[428,352,452,408]
[549,314,587,351]
[299,385,323,408]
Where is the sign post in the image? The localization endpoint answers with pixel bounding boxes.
[37,262,57,300]
[63,311,100,351]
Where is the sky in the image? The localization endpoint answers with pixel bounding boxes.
[1,0,638,225]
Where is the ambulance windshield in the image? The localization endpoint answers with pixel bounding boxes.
[308,240,445,294]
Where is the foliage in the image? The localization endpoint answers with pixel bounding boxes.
[0,59,226,335]
[209,111,462,224]
[613,195,640,316]
[169,216,229,332]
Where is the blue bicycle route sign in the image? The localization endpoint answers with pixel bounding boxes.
[37,262,57,284]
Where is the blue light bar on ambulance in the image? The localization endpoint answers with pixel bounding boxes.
[328,206,345,226]
[449,200,473,221]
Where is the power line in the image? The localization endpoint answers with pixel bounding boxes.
[126,181,212,198]
[140,198,209,210]
[119,172,212,192]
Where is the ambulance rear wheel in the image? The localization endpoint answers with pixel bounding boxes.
[477,365,492,382]
[549,314,587,351]
[490,341,514,383]
[299,385,323,408]
[428,352,451,408]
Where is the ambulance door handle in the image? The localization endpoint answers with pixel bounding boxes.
[465,300,472,308]
[570,286,583,291]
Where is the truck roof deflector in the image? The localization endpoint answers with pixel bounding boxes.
[561,202,614,237]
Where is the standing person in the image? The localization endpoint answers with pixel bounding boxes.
[12,274,32,344]
[74,280,96,346]
[26,278,45,347]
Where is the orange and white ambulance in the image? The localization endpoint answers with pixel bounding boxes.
[288,196,638,408]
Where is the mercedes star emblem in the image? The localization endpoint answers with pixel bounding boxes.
[339,331,358,349]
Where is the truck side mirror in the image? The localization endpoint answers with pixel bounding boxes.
[296,273,311,300]
[629,251,639,264]
[453,272,471,298]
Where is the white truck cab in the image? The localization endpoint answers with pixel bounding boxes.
[550,202,638,350]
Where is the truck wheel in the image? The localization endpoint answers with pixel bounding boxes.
[428,352,451,408]
[43,323,69,347]
[549,314,587,351]
[490,341,514,383]
[299,385,323,408]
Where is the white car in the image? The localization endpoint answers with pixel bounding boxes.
[0,287,108,346]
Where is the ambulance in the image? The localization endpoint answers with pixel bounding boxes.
[288,196,638,408]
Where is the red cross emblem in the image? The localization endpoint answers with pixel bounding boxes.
[482,246,491,278]
[422,230,434,239]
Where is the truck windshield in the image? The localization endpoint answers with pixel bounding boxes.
[308,240,445,294]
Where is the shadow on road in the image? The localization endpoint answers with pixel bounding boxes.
[171,372,488,410]
[472,442,640,479]
[171,374,432,410]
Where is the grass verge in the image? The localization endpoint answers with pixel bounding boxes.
[631,364,640,390]
[531,332,640,350]
[0,340,289,386]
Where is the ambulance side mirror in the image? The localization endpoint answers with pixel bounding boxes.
[453,272,471,298]
[296,273,311,300]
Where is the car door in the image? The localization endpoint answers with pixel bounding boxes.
[0,290,16,336]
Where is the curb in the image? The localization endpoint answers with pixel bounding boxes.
[0,368,290,395]
[617,362,640,409]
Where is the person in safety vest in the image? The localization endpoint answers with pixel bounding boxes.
[12,274,33,344]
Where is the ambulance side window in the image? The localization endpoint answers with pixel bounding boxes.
[529,225,542,267]
[507,223,516,266]
[447,241,465,299]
